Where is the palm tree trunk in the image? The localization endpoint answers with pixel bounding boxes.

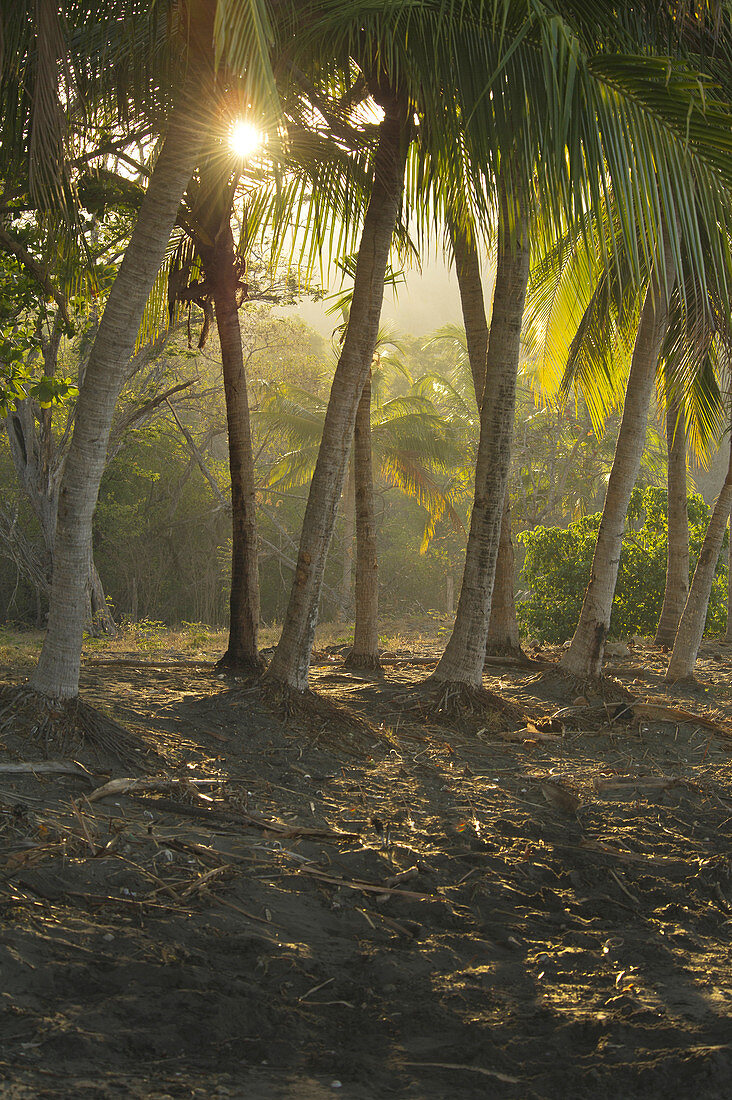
[89,558,117,637]
[448,211,523,663]
[214,266,262,672]
[560,238,675,680]
[345,372,381,669]
[30,91,204,699]
[654,381,689,646]
[726,525,732,642]
[432,188,530,686]
[336,459,355,623]
[485,492,522,657]
[266,95,409,692]
[666,401,732,683]
[448,213,489,404]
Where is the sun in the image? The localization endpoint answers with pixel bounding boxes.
[229,120,264,159]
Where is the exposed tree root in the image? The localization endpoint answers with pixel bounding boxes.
[342,650,384,675]
[484,649,549,670]
[0,684,156,772]
[397,678,525,734]
[214,650,266,676]
[662,673,705,694]
[257,678,384,755]
[484,642,529,663]
[536,667,634,706]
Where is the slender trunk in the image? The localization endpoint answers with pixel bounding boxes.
[726,523,732,642]
[337,459,355,623]
[666,404,732,682]
[446,574,454,616]
[448,210,523,662]
[346,372,381,668]
[485,492,522,657]
[88,558,116,636]
[560,238,675,680]
[448,213,489,405]
[266,95,409,691]
[212,239,261,672]
[30,88,205,699]
[654,383,689,645]
[433,186,530,686]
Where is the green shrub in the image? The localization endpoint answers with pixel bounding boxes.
[517,487,728,642]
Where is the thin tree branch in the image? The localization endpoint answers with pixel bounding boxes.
[0,226,71,330]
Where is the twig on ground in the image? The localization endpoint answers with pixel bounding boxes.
[0,760,95,779]
[298,866,431,900]
[402,1061,519,1084]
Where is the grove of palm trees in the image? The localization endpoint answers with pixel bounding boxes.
[3,3,732,1097]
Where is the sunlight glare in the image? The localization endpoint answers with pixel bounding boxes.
[229,120,264,159]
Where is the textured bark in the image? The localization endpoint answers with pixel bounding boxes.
[433,189,530,686]
[213,271,262,672]
[666,406,732,682]
[266,96,409,691]
[345,373,381,669]
[560,239,676,680]
[654,386,689,646]
[726,528,732,643]
[30,89,205,699]
[336,460,355,623]
[449,213,489,406]
[89,559,116,636]
[449,213,523,661]
[485,492,522,657]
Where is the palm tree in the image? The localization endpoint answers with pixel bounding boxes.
[654,364,690,645]
[559,234,677,679]
[11,1,278,702]
[166,149,264,673]
[433,173,530,685]
[446,218,524,660]
[258,355,466,633]
[265,78,412,691]
[666,380,732,682]
[432,6,732,691]
[528,193,728,664]
[345,366,381,668]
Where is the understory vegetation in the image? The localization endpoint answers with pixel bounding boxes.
[4,307,717,641]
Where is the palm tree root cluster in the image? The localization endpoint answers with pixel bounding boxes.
[214,651,266,677]
[537,667,634,707]
[0,685,151,771]
[403,679,525,732]
[342,649,384,675]
[257,679,382,755]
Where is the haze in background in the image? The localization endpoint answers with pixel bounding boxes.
[283,252,473,338]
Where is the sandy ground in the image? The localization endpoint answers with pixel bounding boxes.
[1,638,731,1098]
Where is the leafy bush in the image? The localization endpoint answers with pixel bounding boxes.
[517,487,728,642]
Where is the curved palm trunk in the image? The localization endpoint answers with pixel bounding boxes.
[448,213,489,402]
[266,96,409,692]
[560,239,675,680]
[448,213,523,663]
[433,190,530,686]
[345,372,381,669]
[654,382,689,646]
[30,92,204,699]
[666,402,732,682]
[214,263,262,672]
